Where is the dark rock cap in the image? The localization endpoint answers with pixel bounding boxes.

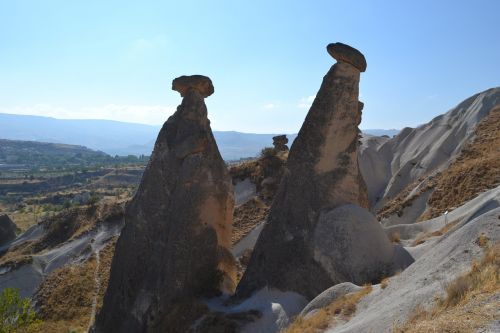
[272,135,288,143]
[327,43,367,72]
[172,75,214,98]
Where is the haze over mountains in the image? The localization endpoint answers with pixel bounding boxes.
[0,113,399,160]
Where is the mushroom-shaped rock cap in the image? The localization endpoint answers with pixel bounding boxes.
[327,43,367,72]
[172,75,214,98]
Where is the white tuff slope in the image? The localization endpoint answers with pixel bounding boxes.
[359,87,500,211]
[324,186,500,333]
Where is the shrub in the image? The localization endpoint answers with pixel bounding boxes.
[442,275,470,307]
[63,201,72,210]
[0,288,40,332]
[260,147,277,158]
[87,193,101,207]
[475,234,489,248]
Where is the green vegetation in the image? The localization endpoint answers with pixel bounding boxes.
[87,192,101,207]
[0,139,143,232]
[0,288,40,333]
[260,147,277,158]
[0,139,149,178]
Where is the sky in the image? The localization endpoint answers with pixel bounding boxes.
[0,0,499,133]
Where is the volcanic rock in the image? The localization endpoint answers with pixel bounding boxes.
[236,43,378,300]
[327,42,367,72]
[93,75,235,332]
[313,204,413,284]
[172,74,214,98]
[272,135,289,151]
[0,214,17,246]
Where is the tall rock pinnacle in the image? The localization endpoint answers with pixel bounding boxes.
[236,43,372,299]
[93,75,236,332]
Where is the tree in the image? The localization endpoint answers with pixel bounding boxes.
[0,288,40,333]
[87,193,101,207]
[63,200,72,210]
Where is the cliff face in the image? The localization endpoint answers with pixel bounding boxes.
[94,75,235,332]
[236,44,371,300]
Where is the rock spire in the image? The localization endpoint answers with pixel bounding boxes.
[93,75,235,332]
[236,43,375,299]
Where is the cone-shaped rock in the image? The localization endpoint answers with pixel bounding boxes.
[236,44,373,299]
[93,75,236,332]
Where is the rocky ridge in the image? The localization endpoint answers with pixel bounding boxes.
[359,87,500,225]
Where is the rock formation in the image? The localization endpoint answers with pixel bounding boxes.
[272,134,289,151]
[327,42,367,72]
[237,43,389,300]
[93,75,235,332]
[0,214,17,246]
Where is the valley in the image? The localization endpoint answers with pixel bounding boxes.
[0,42,498,333]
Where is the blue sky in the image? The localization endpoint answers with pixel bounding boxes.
[0,0,499,133]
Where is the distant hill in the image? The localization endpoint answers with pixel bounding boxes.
[0,139,107,165]
[0,139,146,171]
[0,113,398,160]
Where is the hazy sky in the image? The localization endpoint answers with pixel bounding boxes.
[1,0,499,133]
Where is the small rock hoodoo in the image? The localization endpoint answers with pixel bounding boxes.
[272,134,289,151]
[93,75,236,332]
[236,43,409,300]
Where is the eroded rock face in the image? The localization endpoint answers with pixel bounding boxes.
[313,204,413,284]
[0,214,17,246]
[236,43,371,300]
[93,75,235,332]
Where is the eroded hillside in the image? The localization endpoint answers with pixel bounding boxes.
[376,102,500,223]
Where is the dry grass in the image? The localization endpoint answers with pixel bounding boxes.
[378,107,500,223]
[411,220,459,246]
[0,241,36,267]
[232,197,269,245]
[395,243,500,332]
[475,233,489,248]
[285,285,373,333]
[36,255,97,332]
[229,150,287,202]
[9,210,38,232]
[0,201,121,332]
[380,277,390,289]
[389,231,401,244]
[95,237,117,311]
[377,178,434,221]
[421,107,500,220]
[35,238,117,333]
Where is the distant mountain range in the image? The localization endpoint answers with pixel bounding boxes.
[0,113,399,160]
